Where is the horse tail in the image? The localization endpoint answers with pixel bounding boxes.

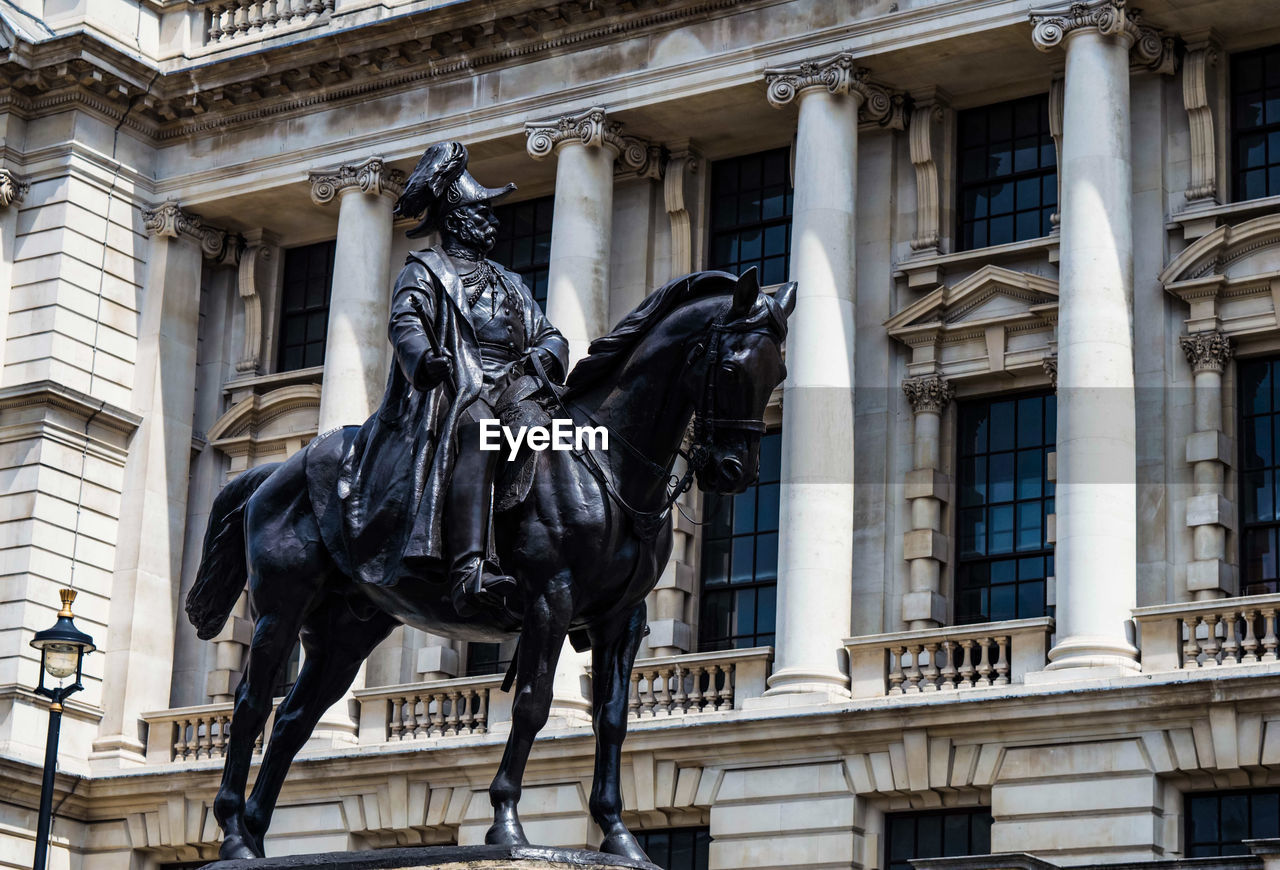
[185,463,278,641]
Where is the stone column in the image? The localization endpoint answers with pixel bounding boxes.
[92,202,226,767]
[525,107,648,364]
[308,156,405,431]
[1029,0,1170,673]
[0,167,29,374]
[758,54,897,700]
[1180,331,1235,600]
[902,375,954,629]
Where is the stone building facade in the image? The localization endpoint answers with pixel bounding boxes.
[3,0,1280,868]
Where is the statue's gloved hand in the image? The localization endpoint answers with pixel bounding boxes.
[529,348,565,385]
[413,353,452,391]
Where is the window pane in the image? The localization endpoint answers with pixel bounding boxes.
[1233,46,1280,201]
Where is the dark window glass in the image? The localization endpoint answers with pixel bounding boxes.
[1240,357,1280,593]
[491,196,554,308]
[886,808,993,870]
[956,95,1056,251]
[1232,45,1280,202]
[1187,790,1280,857]
[277,240,336,372]
[466,642,511,678]
[699,431,781,651]
[956,392,1056,624]
[708,148,793,284]
[636,828,710,870]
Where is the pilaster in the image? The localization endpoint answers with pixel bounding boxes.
[1180,330,1236,600]
[902,375,954,629]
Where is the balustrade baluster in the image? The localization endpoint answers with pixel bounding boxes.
[445,691,462,736]
[247,0,263,31]
[993,636,1010,686]
[958,640,976,688]
[719,664,735,710]
[657,667,674,715]
[215,715,230,758]
[475,690,489,734]
[234,2,250,35]
[687,666,706,713]
[640,672,657,718]
[975,639,993,687]
[904,645,924,693]
[1181,618,1199,668]
[1201,615,1221,666]
[671,665,688,713]
[939,640,958,690]
[428,693,444,736]
[198,719,214,760]
[1263,609,1279,661]
[389,698,404,741]
[1222,612,1242,665]
[921,643,940,691]
[888,647,907,695]
[173,720,189,761]
[1243,610,1261,663]
[208,5,224,41]
[628,670,642,719]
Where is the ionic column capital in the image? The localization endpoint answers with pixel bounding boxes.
[308,156,406,205]
[1030,0,1173,72]
[524,107,652,172]
[902,375,955,415]
[141,200,228,259]
[0,168,29,209]
[1180,330,1234,373]
[763,52,904,126]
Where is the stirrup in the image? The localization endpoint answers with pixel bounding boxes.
[450,558,517,616]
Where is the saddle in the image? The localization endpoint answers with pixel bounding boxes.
[493,373,558,513]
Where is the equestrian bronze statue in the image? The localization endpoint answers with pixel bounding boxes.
[185,140,795,864]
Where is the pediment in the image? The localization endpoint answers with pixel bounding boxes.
[1160,213,1280,287]
[886,265,1058,339]
[207,384,321,446]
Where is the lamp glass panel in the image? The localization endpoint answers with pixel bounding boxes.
[43,643,80,679]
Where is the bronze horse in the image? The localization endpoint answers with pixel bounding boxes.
[185,268,795,862]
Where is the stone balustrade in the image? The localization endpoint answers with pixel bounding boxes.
[204,0,333,45]
[142,702,274,764]
[354,675,506,744]
[844,617,1054,699]
[626,647,772,719]
[1133,593,1280,671]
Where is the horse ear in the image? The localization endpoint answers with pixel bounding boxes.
[729,267,760,320]
[774,281,797,319]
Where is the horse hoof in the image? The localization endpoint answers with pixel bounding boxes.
[218,834,261,861]
[484,819,529,847]
[599,830,651,863]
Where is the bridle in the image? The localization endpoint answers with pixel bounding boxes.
[531,303,774,538]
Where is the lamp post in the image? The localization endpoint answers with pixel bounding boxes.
[29,588,95,870]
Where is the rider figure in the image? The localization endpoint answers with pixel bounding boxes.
[356,141,568,616]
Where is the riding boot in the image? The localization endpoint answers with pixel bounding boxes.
[447,424,518,617]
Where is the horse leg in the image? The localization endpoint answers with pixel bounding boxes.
[588,603,649,861]
[242,598,397,851]
[486,587,572,846]
[213,604,307,859]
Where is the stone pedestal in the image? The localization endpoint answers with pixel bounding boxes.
[204,845,659,870]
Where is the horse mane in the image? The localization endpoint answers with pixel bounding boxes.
[563,270,741,399]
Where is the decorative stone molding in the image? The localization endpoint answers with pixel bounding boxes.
[1029,0,1174,73]
[907,92,951,254]
[1182,37,1224,205]
[308,156,406,205]
[902,375,954,415]
[1180,331,1233,373]
[1043,354,1059,387]
[235,229,281,375]
[141,200,228,259]
[1048,76,1064,230]
[0,168,29,208]
[763,52,905,128]
[618,143,665,181]
[664,142,702,276]
[524,107,651,173]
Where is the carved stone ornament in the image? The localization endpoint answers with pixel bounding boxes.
[0,168,30,209]
[763,52,904,127]
[1180,331,1233,373]
[524,107,652,173]
[141,200,227,259]
[1030,0,1174,73]
[1043,354,1059,387]
[1182,42,1222,204]
[903,375,955,414]
[308,156,406,205]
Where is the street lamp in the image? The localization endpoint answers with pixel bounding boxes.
[29,588,95,870]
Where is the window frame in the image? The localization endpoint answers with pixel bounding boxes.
[1238,354,1280,594]
[697,429,782,652]
[1185,787,1280,857]
[954,94,1057,253]
[953,389,1057,625]
[276,239,337,373]
[633,827,711,870]
[1229,44,1280,204]
[884,806,994,870]
[489,194,555,309]
[705,147,794,284]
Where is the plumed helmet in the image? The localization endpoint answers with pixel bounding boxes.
[393,141,517,238]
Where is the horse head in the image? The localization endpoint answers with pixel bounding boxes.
[682,267,796,494]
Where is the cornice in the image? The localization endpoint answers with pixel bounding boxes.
[0,379,141,435]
